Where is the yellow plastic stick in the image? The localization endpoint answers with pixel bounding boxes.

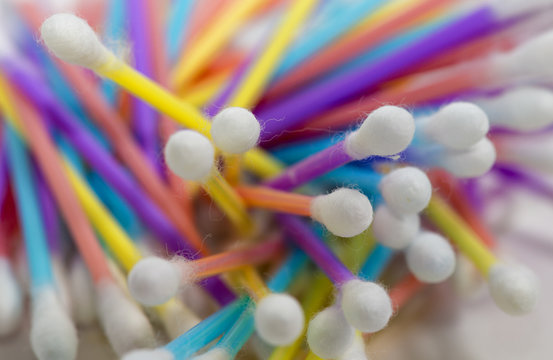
[171,0,267,87]
[425,195,497,276]
[229,0,319,108]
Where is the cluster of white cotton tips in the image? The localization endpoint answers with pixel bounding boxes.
[438,138,496,178]
[128,256,183,306]
[418,102,489,150]
[475,86,553,132]
[211,107,261,154]
[345,105,415,159]
[488,263,539,316]
[96,281,155,355]
[372,204,421,249]
[379,167,432,215]
[406,232,456,283]
[40,13,113,70]
[122,348,175,360]
[0,258,22,336]
[254,293,305,346]
[30,286,78,360]
[164,130,215,182]
[311,188,373,237]
[307,306,355,359]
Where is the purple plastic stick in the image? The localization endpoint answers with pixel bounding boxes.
[128,0,162,175]
[33,162,61,254]
[255,7,496,141]
[264,140,352,191]
[277,214,355,285]
[495,163,553,199]
[4,60,235,304]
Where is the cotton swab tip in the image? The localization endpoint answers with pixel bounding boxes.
[373,205,420,249]
[164,130,215,181]
[0,258,22,336]
[422,102,489,150]
[122,348,175,360]
[346,106,415,159]
[128,257,181,306]
[30,287,78,360]
[488,263,539,316]
[211,107,261,154]
[68,256,96,326]
[307,306,355,359]
[379,167,432,215]
[40,13,111,70]
[478,87,553,132]
[310,187,373,238]
[340,279,393,333]
[406,232,456,283]
[440,138,496,178]
[254,293,305,346]
[96,281,155,355]
[191,348,231,360]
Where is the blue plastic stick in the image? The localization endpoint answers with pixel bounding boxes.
[166,0,196,62]
[4,125,54,288]
[358,244,395,281]
[101,0,126,105]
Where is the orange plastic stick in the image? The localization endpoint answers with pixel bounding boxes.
[235,186,312,216]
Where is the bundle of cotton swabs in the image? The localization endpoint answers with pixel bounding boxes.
[0,0,550,359]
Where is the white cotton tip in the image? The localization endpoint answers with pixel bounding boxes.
[190,348,231,360]
[338,333,368,360]
[121,348,175,360]
[158,298,200,339]
[341,279,393,333]
[311,188,373,238]
[164,130,215,182]
[488,263,539,316]
[40,13,112,70]
[30,287,78,360]
[0,258,23,336]
[345,106,415,159]
[499,29,553,79]
[439,138,496,178]
[68,256,96,326]
[372,205,420,249]
[211,107,261,154]
[254,293,305,346]
[128,257,182,307]
[475,87,553,132]
[96,281,155,355]
[307,306,355,359]
[406,232,456,283]
[419,102,489,150]
[379,167,432,215]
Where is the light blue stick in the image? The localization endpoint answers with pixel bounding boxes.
[4,125,54,288]
[166,0,196,62]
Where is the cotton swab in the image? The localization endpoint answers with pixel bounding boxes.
[307,305,355,359]
[39,13,282,178]
[425,195,539,315]
[4,124,78,360]
[415,102,490,150]
[372,205,421,249]
[68,256,96,326]
[128,238,285,306]
[473,86,553,132]
[4,85,156,355]
[264,105,415,191]
[236,186,373,237]
[405,231,456,283]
